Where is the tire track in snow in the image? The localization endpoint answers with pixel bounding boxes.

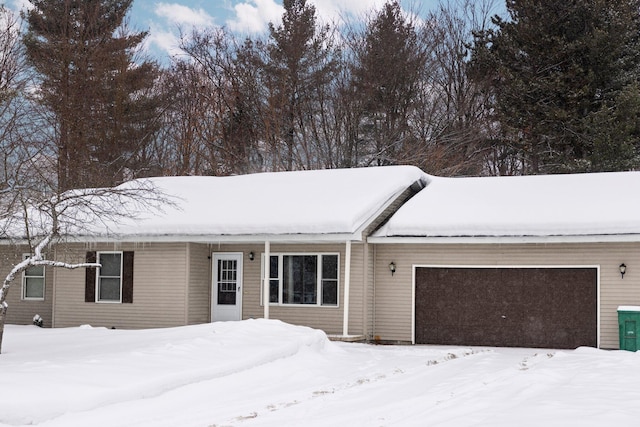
[215,347,491,426]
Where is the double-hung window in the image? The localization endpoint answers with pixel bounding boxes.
[265,253,339,306]
[97,252,123,302]
[22,255,45,300]
[85,251,134,304]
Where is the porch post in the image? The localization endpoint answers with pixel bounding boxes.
[342,240,352,336]
[263,240,270,319]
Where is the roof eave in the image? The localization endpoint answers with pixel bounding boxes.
[368,233,640,245]
[63,232,364,245]
[352,177,428,239]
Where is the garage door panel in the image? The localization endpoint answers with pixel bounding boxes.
[415,267,597,349]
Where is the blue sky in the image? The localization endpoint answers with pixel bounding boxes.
[128,0,445,59]
[10,0,487,61]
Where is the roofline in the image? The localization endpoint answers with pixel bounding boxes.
[351,178,426,239]
[368,233,640,245]
[85,233,362,244]
[0,232,364,246]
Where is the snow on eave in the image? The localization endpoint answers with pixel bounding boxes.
[65,232,363,244]
[2,166,428,243]
[352,175,431,239]
[64,173,427,246]
[373,171,640,240]
[368,233,640,245]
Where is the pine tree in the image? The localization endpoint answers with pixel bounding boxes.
[262,0,339,170]
[23,0,162,190]
[471,0,640,173]
[349,1,426,166]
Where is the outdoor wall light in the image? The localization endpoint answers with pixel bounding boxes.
[620,263,627,278]
[389,262,396,276]
[248,252,255,261]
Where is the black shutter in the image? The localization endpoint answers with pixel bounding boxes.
[85,251,96,302]
[122,251,134,303]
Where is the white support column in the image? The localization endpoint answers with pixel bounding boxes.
[342,240,352,336]
[263,240,270,319]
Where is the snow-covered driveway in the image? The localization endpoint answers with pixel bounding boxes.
[1,320,639,426]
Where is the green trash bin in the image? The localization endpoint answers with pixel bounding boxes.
[618,306,640,351]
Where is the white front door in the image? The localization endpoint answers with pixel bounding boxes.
[211,253,243,321]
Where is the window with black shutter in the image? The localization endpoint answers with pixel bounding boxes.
[85,251,134,303]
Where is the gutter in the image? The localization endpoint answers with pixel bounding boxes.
[0,232,364,245]
[368,233,640,245]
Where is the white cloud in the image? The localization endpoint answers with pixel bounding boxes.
[226,0,397,33]
[226,0,284,33]
[148,3,218,60]
[310,0,387,23]
[154,2,214,27]
[146,27,183,58]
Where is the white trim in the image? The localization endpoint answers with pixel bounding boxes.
[263,241,270,319]
[184,243,191,325]
[55,232,364,245]
[21,254,45,301]
[211,252,243,322]
[342,241,352,336]
[413,263,602,269]
[351,185,416,239]
[369,234,640,245]
[4,231,638,246]
[411,264,601,348]
[96,251,123,303]
[411,265,416,345]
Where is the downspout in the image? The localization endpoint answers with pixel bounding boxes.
[342,240,352,336]
[362,242,368,339]
[372,243,376,340]
[52,246,57,328]
[263,240,270,319]
[185,243,190,326]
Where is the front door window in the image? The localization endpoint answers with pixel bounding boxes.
[217,259,237,305]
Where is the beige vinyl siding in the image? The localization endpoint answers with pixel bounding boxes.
[211,243,367,336]
[373,242,639,348]
[363,242,375,339]
[356,186,421,339]
[347,243,365,336]
[1,245,54,327]
[187,243,211,324]
[53,242,188,329]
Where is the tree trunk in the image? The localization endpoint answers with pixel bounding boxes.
[0,305,6,354]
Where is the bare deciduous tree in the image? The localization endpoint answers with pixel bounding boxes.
[152,1,504,177]
[0,7,171,347]
[0,172,170,353]
[179,28,266,175]
[417,0,498,176]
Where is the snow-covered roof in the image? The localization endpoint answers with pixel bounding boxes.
[371,171,640,243]
[82,166,428,242]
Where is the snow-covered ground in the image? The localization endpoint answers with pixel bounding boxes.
[2,319,640,426]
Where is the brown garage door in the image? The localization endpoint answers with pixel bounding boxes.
[415,267,597,349]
